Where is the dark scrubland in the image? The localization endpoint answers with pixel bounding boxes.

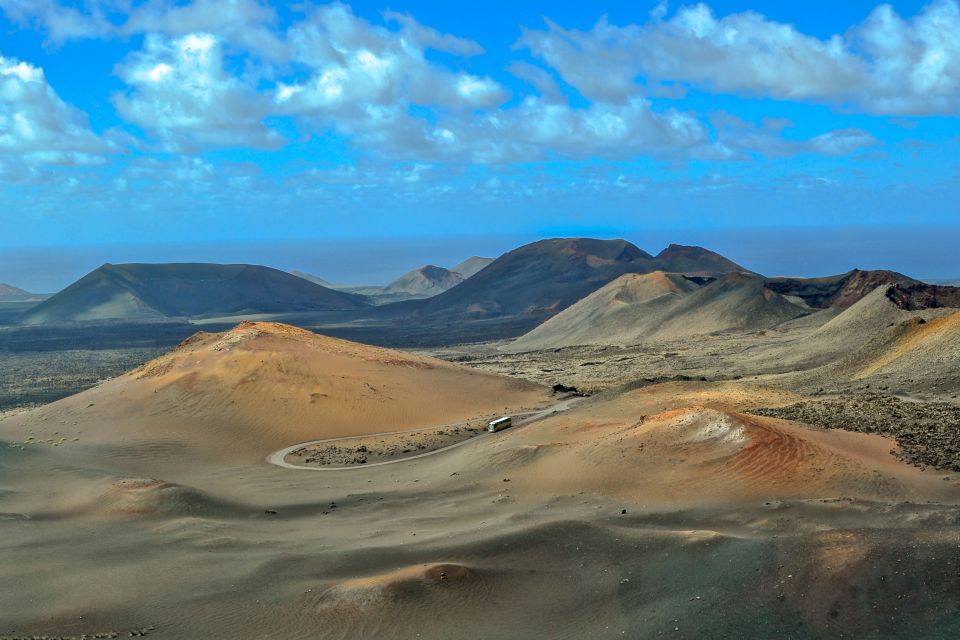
[750,395,960,471]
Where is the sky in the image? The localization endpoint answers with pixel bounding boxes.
[1,0,959,288]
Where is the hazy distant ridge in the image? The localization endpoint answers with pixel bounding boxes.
[22,263,368,323]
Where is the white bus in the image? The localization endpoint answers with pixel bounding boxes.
[487,416,513,432]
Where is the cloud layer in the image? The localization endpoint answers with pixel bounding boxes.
[0,0,957,243]
[520,1,960,115]
[2,0,955,169]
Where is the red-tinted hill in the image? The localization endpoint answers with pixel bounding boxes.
[766,269,919,309]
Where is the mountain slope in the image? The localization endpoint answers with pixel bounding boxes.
[767,269,918,309]
[4,322,549,461]
[0,283,41,300]
[22,263,368,323]
[392,238,654,322]
[856,310,960,381]
[509,271,805,350]
[651,272,807,339]
[508,272,701,351]
[383,265,464,297]
[450,256,494,279]
[289,270,338,288]
[652,244,749,275]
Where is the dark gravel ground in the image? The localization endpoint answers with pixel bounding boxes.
[749,394,960,472]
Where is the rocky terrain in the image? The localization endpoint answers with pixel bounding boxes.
[750,395,960,471]
[288,422,488,466]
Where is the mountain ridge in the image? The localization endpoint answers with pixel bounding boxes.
[22,263,368,324]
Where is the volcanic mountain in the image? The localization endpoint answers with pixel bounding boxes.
[766,269,918,309]
[292,262,481,304]
[5,322,549,462]
[383,265,464,297]
[289,270,338,288]
[509,271,805,351]
[651,244,749,275]
[507,271,699,351]
[21,263,369,323]
[0,283,37,299]
[450,256,494,278]
[855,309,960,385]
[389,238,749,326]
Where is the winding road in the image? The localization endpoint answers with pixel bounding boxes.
[266,395,584,471]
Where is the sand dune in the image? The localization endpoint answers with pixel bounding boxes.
[1,322,550,462]
[45,477,242,519]
[509,271,805,350]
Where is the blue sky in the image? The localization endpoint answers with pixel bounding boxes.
[0,0,958,284]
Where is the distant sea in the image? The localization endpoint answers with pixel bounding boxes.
[2,226,958,293]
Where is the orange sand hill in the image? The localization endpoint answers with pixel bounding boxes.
[5,322,550,462]
[462,382,956,505]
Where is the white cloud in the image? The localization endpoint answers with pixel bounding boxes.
[507,61,562,101]
[490,97,707,160]
[382,10,485,56]
[278,3,507,115]
[0,53,108,173]
[808,128,878,156]
[261,3,516,159]
[0,0,119,41]
[113,32,281,149]
[0,0,287,58]
[709,114,879,159]
[0,0,902,165]
[120,0,285,59]
[519,1,960,115]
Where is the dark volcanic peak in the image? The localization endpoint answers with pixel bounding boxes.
[395,238,652,321]
[653,244,750,275]
[767,268,918,309]
[389,237,746,325]
[22,262,369,324]
[552,237,653,262]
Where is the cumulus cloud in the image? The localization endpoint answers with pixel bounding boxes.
[461,97,707,162]
[277,3,507,113]
[0,0,120,41]
[0,0,906,163]
[382,10,485,56]
[113,32,282,149]
[0,53,108,172]
[0,0,286,57]
[519,1,960,115]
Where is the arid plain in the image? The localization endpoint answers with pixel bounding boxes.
[1,239,959,639]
